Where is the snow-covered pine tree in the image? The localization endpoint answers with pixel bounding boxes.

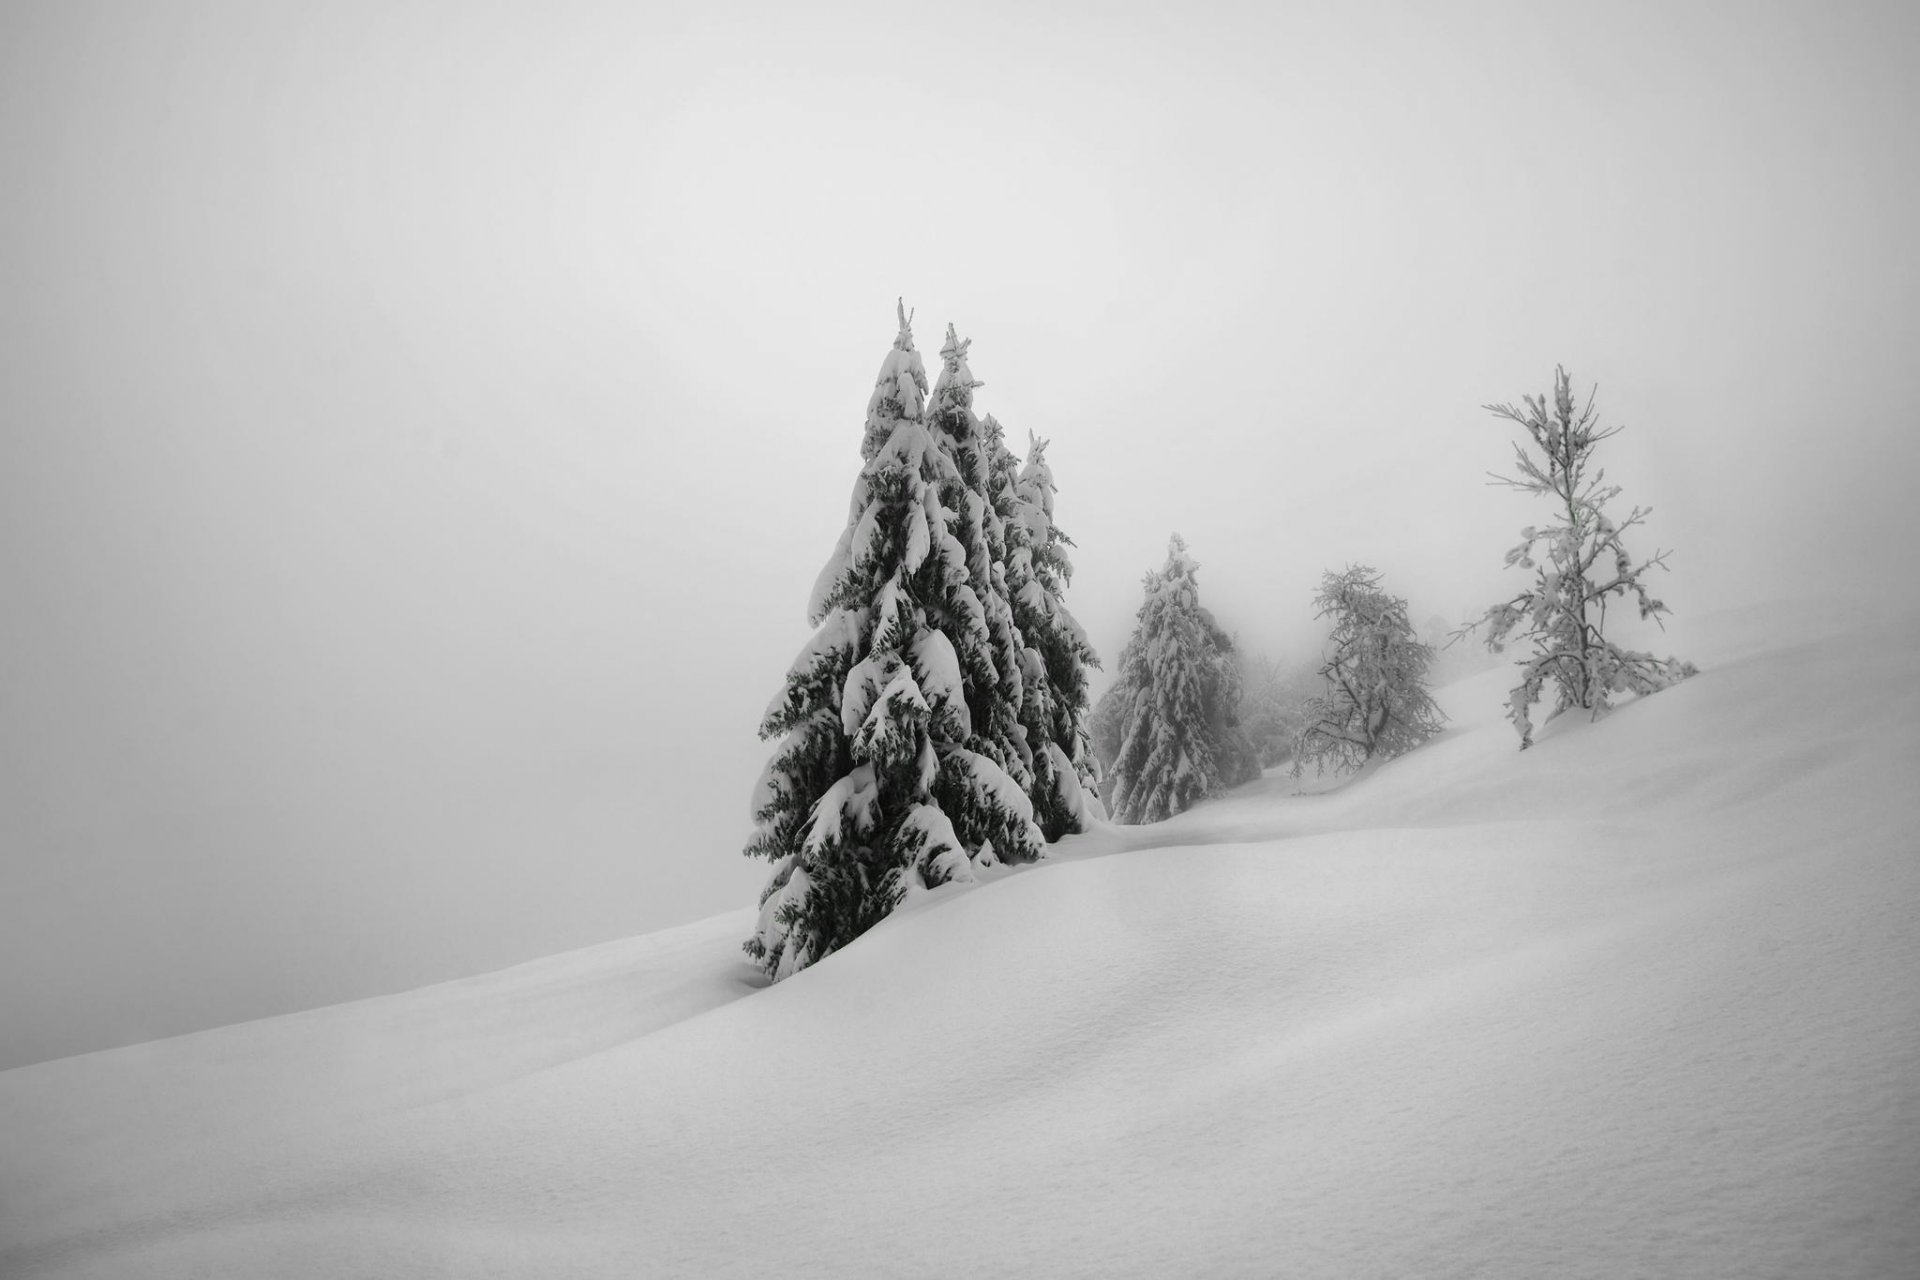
[1107,535,1242,825]
[1004,428,1104,838]
[922,326,1044,861]
[1292,565,1446,774]
[1466,366,1696,748]
[744,303,1042,980]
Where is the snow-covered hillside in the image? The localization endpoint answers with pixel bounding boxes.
[4,603,1917,1278]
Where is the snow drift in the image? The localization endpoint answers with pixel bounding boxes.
[3,602,1916,1278]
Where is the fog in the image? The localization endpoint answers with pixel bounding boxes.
[4,0,1916,1069]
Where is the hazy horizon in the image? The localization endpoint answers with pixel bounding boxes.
[5,0,1918,1069]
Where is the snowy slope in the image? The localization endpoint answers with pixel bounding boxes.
[4,603,1917,1279]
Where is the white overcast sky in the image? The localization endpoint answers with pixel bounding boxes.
[4,0,1917,1067]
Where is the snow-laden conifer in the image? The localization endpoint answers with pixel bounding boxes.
[1000,427,1104,837]
[1107,535,1243,825]
[1464,367,1696,748]
[922,326,1043,858]
[744,303,1041,981]
[1292,565,1446,774]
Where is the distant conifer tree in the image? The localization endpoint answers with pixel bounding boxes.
[1293,565,1445,774]
[1107,536,1242,825]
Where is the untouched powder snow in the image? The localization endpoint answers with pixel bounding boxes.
[3,603,1918,1278]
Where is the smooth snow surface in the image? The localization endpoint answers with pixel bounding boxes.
[5,605,1918,1278]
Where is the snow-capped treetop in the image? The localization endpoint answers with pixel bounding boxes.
[1016,431,1055,519]
[930,323,980,412]
[1154,534,1199,608]
[1015,433,1070,587]
[861,299,930,461]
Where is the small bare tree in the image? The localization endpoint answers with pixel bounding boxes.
[1464,367,1695,748]
[1293,566,1445,775]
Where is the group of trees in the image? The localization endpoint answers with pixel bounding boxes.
[1092,550,1444,817]
[742,335,1694,974]
[741,304,1103,980]
[1088,367,1693,820]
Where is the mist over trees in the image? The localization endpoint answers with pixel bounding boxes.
[1236,652,1322,770]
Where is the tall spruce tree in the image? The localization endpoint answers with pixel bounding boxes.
[1107,535,1241,825]
[1005,428,1104,837]
[744,303,1042,980]
[1292,565,1446,774]
[1466,367,1696,748]
[923,326,1042,859]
